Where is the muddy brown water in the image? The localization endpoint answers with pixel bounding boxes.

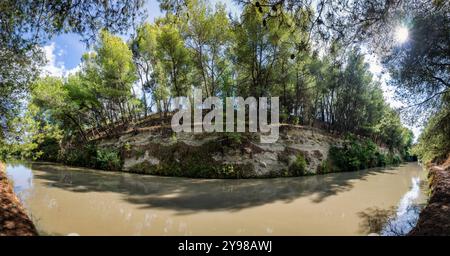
[5,162,427,236]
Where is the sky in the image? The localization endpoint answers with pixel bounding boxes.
[41,0,164,76]
[40,0,239,76]
[39,0,421,139]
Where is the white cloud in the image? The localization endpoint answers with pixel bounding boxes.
[57,48,65,57]
[41,43,65,77]
[41,43,80,78]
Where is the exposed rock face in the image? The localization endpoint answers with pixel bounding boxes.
[0,163,38,236]
[409,161,450,236]
[99,125,341,178]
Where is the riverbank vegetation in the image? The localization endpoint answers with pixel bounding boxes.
[0,0,448,236]
[0,0,418,177]
[0,1,447,177]
[413,101,450,164]
[329,136,403,172]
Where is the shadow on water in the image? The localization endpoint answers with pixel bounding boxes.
[357,173,426,236]
[25,162,398,213]
[357,207,396,234]
[358,205,425,235]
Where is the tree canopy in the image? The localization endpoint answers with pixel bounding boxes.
[0,0,145,140]
[2,0,447,165]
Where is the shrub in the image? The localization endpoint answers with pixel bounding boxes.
[376,152,387,166]
[280,112,289,123]
[96,148,122,171]
[329,144,360,171]
[291,116,300,125]
[223,132,243,147]
[289,153,307,176]
[393,155,402,165]
[386,153,402,166]
[60,143,122,171]
[34,137,60,162]
[329,136,400,172]
[123,142,132,152]
[317,160,332,174]
[62,143,97,167]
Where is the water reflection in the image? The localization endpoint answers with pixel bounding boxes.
[5,162,33,202]
[381,177,425,236]
[5,162,427,236]
[15,162,399,211]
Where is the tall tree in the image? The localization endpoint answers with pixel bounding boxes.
[385,9,449,122]
[93,30,138,124]
[0,0,145,140]
[184,0,233,97]
[233,1,292,98]
[156,20,192,97]
[132,23,160,116]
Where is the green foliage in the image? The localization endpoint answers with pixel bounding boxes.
[124,143,132,152]
[0,1,144,136]
[184,0,233,97]
[96,148,122,171]
[329,136,402,172]
[389,154,402,166]
[18,31,143,146]
[217,164,236,177]
[289,153,307,176]
[375,152,387,167]
[317,160,332,174]
[33,137,60,162]
[62,143,98,168]
[0,0,425,177]
[413,97,450,164]
[85,30,138,120]
[223,132,243,147]
[61,143,122,171]
[0,100,64,161]
[0,3,145,156]
[233,1,294,98]
[279,112,290,123]
[373,108,412,153]
[385,10,449,123]
[156,22,191,97]
[383,9,449,164]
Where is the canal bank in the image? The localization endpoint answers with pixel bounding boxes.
[0,162,37,236]
[409,157,450,236]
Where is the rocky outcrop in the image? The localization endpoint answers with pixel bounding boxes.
[99,125,342,178]
[409,159,450,236]
[0,162,38,236]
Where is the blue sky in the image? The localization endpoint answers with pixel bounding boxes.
[42,0,239,74]
[40,0,421,139]
[41,0,162,75]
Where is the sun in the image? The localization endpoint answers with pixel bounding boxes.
[395,26,409,44]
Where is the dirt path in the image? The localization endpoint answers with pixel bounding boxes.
[0,162,38,236]
[409,158,450,236]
